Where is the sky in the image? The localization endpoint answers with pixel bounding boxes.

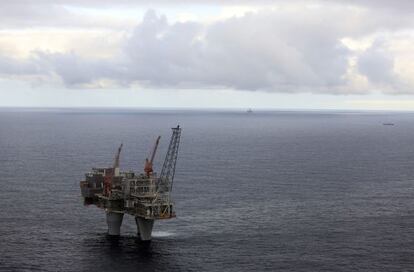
[1,0,414,110]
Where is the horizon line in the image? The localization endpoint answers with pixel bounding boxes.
[0,106,413,113]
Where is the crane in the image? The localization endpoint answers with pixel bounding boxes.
[159,125,181,191]
[144,136,161,176]
[113,143,123,174]
[104,143,123,196]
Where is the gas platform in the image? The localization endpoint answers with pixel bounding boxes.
[80,126,181,241]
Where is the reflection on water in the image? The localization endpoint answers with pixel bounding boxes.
[79,233,180,272]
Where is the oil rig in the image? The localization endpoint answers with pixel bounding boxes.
[80,126,181,241]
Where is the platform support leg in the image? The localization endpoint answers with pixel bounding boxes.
[106,211,124,236]
[135,217,154,241]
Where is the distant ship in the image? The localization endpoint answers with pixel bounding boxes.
[383,123,394,126]
[247,108,253,113]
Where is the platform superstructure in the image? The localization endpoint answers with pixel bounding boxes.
[80,126,181,240]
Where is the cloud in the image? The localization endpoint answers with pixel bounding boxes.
[22,8,352,92]
[0,2,414,94]
[5,0,414,9]
[0,2,136,29]
[358,39,395,85]
[355,35,414,94]
[0,55,44,76]
[1,1,413,30]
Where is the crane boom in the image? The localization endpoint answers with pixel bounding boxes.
[150,136,161,164]
[113,143,123,169]
[160,125,181,191]
[104,143,123,196]
[144,136,161,176]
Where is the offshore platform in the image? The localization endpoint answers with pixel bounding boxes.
[80,126,181,241]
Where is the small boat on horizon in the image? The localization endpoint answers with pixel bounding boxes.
[247,108,253,113]
[383,123,394,126]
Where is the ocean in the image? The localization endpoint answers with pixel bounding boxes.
[1,109,414,271]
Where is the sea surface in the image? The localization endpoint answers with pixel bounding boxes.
[1,109,414,271]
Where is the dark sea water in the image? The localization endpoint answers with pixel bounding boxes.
[1,109,414,272]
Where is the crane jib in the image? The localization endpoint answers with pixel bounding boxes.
[160,125,182,191]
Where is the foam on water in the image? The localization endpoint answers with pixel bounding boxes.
[152,231,176,237]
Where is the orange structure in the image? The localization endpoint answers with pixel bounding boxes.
[144,136,161,176]
[103,143,123,197]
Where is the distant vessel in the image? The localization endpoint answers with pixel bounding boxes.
[383,123,394,126]
[80,126,181,240]
[247,108,253,113]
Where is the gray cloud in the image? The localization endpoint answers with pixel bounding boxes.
[356,38,413,94]
[0,55,44,76]
[0,2,135,29]
[358,39,395,85]
[35,8,352,92]
[1,0,413,29]
[0,2,413,94]
[5,0,414,9]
